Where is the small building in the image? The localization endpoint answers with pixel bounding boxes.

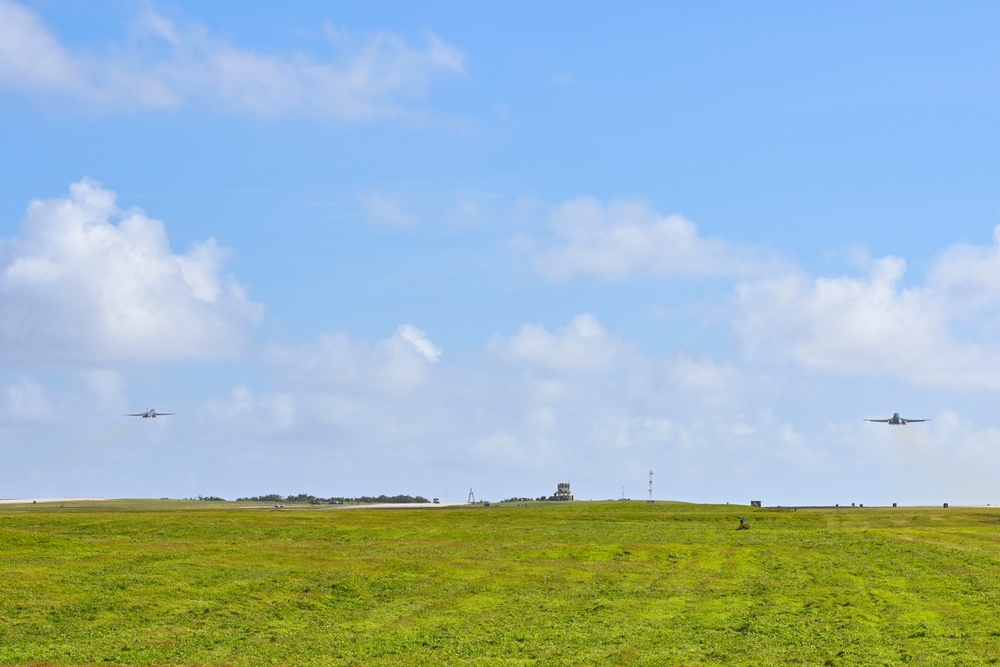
[750,500,762,508]
[554,482,574,501]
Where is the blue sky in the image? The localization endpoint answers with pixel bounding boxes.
[3,1,1000,505]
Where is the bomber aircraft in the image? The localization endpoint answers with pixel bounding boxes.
[864,412,929,425]
[126,409,174,418]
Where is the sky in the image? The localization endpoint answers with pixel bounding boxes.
[3,1,1000,505]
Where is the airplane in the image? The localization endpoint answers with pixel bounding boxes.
[126,409,174,418]
[864,412,929,425]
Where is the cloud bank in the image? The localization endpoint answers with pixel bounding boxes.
[531,197,782,281]
[0,179,262,363]
[526,196,1000,394]
[735,230,1000,390]
[188,313,856,503]
[0,0,464,118]
[7,180,1000,502]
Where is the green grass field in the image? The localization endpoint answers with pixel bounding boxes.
[2,499,1000,666]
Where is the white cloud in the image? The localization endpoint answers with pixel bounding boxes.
[251,316,751,464]
[0,0,464,118]
[0,0,81,93]
[734,226,1000,389]
[394,323,443,362]
[927,225,1000,312]
[487,315,752,415]
[264,323,441,394]
[489,313,623,375]
[13,309,1000,505]
[0,179,263,363]
[531,197,782,282]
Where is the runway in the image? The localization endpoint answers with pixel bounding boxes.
[0,498,114,505]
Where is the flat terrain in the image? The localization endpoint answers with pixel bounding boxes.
[2,500,1000,666]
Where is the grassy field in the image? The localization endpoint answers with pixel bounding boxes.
[2,500,1000,666]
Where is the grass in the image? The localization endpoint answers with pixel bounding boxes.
[2,500,1000,665]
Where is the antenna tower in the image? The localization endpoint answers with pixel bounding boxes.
[468,487,476,504]
[648,469,654,503]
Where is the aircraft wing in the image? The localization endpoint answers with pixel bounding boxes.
[864,419,891,422]
[126,413,146,416]
[902,418,929,422]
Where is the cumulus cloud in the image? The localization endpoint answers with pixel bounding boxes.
[264,323,441,394]
[734,227,1000,389]
[0,0,464,118]
[531,197,782,282]
[18,309,990,504]
[256,315,749,454]
[487,314,752,415]
[210,314,793,499]
[394,323,443,362]
[489,313,622,375]
[927,225,1000,312]
[0,179,262,363]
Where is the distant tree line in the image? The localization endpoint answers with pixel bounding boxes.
[235,493,430,505]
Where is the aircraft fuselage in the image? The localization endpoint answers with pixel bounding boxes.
[127,409,174,418]
[865,412,929,426]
